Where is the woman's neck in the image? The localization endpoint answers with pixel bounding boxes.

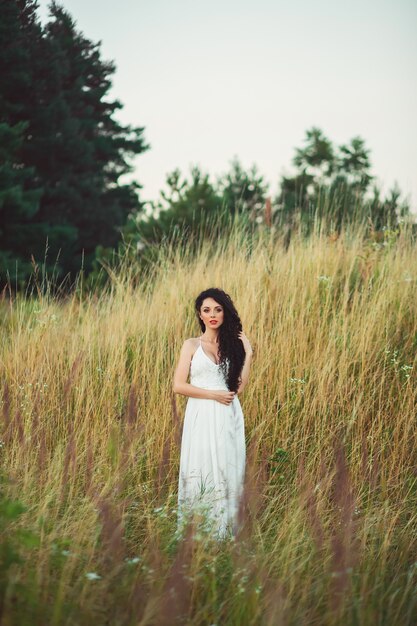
[202,329,219,343]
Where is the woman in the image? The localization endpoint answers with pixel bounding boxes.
[173,287,253,540]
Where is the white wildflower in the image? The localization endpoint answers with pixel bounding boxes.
[125,556,141,565]
[85,572,101,580]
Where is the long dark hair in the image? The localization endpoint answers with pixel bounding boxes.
[195,288,246,393]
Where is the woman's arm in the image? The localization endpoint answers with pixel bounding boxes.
[237,331,253,395]
[173,339,217,399]
[237,352,253,394]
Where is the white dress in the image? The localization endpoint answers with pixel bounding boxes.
[177,337,246,540]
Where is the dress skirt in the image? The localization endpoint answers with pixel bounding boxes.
[177,392,246,540]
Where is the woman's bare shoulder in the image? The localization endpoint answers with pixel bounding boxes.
[177,338,199,362]
[183,337,200,348]
[181,337,200,356]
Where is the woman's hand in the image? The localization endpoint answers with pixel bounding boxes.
[238,330,253,356]
[211,390,236,405]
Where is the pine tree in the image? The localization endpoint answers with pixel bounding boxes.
[25,1,149,280]
[0,0,44,287]
[124,166,223,248]
[0,0,149,288]
[218,157,268,222]
[275,126,411,233]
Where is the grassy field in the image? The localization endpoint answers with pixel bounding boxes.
[1,220,416,625]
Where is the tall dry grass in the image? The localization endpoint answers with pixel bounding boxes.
[1,218,417,625]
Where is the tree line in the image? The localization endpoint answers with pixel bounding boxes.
[0,0,413,292]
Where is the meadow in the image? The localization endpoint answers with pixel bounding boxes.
[1,218,416,626]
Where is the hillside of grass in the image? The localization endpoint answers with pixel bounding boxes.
[1,221,416,626]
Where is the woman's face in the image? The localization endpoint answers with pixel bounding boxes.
[199,297,224,330]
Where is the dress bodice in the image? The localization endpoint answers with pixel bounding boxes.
[190,339,230,390]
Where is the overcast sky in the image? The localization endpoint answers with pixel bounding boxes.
[37,0,417,213]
